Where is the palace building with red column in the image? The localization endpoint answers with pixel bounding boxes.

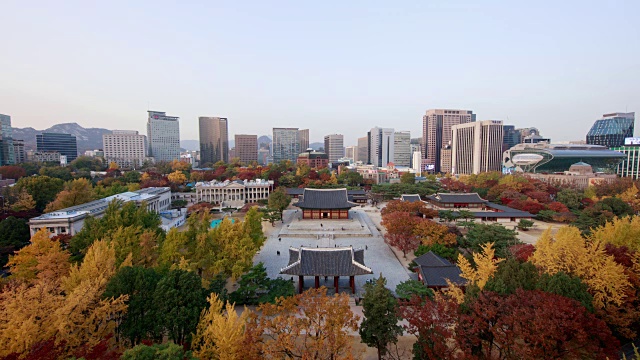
[294,188,357,220]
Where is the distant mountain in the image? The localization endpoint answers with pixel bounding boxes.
[180,140,199,152]
[309,142,324,151]
[13,123,111,153]
[258,135,272,144]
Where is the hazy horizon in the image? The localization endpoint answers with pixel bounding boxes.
[2,1,638,146]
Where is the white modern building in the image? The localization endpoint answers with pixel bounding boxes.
[451,120,503,175]
[393,131,411,167]
[103,130,148,169]
[345,146,357,162]
[29,187,172,237]
[324,134,345,163]
[147,110,180,162]
[368,127,395,167]
[195,179,274,209]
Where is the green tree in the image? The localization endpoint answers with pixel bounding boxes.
[400,172,416,184]
[414,243,458,262]
[438,210,459,223]
[154,269,207,345]
[103,266,162,345]
[268,186,291,219]
[14,175,65,212]
[556,188,583,210]
[536,209,556,222]
[484,258,539,295]
[596,197,634,217]
[337,170,364,186]
[229,263,294,305]
[45,178,95,212]
[457,209,475,223]
[243,206,266,247]
[261,207,281,226]
[121,342,196,360]
[536,271,594,312]
[395,279,434,300]
[359,275,403,360]
[123,170,142,183]
[517,218,534,230]
[39,166,73,181]
[463,223,520,258]
[0,216,31,267]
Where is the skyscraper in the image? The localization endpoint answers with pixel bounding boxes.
[422,109,475,172]
[345,146,357,161]
[13,139,25,164]
[235,134,258,164]
[199,117,229,165]
[502,125,521,151]
[586,112,635,148]
[147,111,180,163]
[103,130,148,169]
[451,120,503,175]
[368,127,395,167]
[357,136,368,164]
[393,131,411,167]
[36,133,78,161]
[273,128,301,163]
[324,134,344,163]
[298,129,310,152]
[0,114,15,165]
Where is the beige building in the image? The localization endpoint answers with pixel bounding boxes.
[451,120,503,175]
[324,134,344,163]
[298,129,310,152]
[235,134,258,164]
[345,146,357,161]
[357,136,368,164]
[199,117,229,165]
[527,162,618,190]
[440,148,452,174]
[195,179,274,209]
[103,130,148,169]
[422,109,475,172]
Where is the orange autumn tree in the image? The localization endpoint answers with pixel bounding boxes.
[381,211,421,258]
[251,287,360,359]
[413,220,457,247]
[381,200,438,218]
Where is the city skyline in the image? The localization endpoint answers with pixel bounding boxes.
[1,1,638,146]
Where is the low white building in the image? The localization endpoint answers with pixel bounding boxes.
[195,179,274,209]
[29,187,172,237]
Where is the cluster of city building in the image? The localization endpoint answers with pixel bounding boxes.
[1,110,639,188]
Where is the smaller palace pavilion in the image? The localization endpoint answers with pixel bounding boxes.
[295,188,357,220]
[281,246,373,293]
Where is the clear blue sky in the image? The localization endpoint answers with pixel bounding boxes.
[1,0,638,146]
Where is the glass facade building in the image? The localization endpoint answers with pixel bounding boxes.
[586,112,635,148]
[613,145,640,179]
[0,114,15,165]
[36,133,78,161]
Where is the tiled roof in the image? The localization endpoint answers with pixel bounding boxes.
[419,265,465,287]
[295,188,357,209]
[414,251,454,267]
[415,251,465,287]
[281,247,372,276]
[401,194,422,203]
[427,193,486,204]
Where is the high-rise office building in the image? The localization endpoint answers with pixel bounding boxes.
[324,134,344,163]
[147,111,180,163]
[357,136,368,164]
[299,129,310,152]
[273,128,301,163]
[393,131,411,167]
[587,112,635,148]
[410,144,421,168]
[235,134,258,164]
[0,114,15,165]
[451,120,503,175]
[103,130,148,169]
[199,116,229,165]
[422,109,475,173]
[36,133,78,162]
[13,139,25,164]
[345,146,357,161]
[503,125,521,150]
[368,127,395,167]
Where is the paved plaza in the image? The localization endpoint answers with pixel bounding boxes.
[254,209,412,296]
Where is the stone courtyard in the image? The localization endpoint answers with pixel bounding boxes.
[254,208,412,295]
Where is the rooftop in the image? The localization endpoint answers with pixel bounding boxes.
[427,193,486,204]
[295,188,357,209]
[401,194,422,203]
[281,246,372,276]
[30,187,170,220]
[414,252,465,287]
[195,179,273,188]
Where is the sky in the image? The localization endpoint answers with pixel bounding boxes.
[1,0,638,146]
